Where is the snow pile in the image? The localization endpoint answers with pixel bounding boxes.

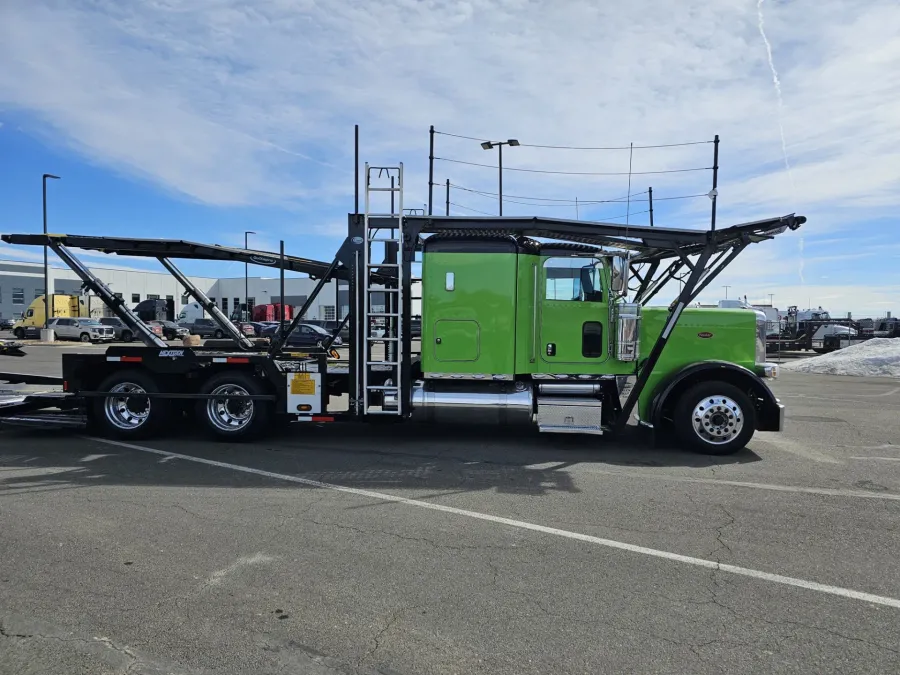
[782,338,900,377]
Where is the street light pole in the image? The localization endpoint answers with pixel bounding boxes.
[42,174,60,330]
[768,293,775,307]
[480,139,519,216]
[244,231,256,321]
[723,285,731,299]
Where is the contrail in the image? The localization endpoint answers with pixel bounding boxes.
[757,0,803,284]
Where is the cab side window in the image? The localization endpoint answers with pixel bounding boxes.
[544,257,604,303]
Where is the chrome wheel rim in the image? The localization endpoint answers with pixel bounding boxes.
[206,384,254,432]
[104,382,151,430]
[691,395,743,445]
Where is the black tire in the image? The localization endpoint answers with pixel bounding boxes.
[213,329,224,339]
[13,328,25,340]
[195,371,271,441]
[91,369,171,439]
[80,332,91,343]
[121,331,133,343]
[673,381,756,456]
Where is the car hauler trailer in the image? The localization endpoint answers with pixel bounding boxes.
[1,164,804,455]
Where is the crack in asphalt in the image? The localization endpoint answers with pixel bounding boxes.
[356,603,423,673]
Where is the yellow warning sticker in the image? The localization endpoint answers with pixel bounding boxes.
[291,373,316,395]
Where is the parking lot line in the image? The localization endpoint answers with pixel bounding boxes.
[87,435,900,611]
[566,467,900,501]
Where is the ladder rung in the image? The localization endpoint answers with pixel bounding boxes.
[367,187,401,192]
[368,312,400,317]
[367,361,399,366]
[368,263,400,268]
[369,288,399,293]
[365,213,400,218]
[368,337,399,341]
[367,386,399,391]
[368,237,401,243]
[365,409,403,416]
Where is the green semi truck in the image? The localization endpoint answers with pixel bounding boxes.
[1,162,801,456]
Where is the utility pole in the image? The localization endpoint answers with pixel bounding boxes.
[768,293,774,307]
[42,174,61,331]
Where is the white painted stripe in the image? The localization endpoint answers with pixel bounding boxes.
[570,466,900,502]
[85,436,900,610]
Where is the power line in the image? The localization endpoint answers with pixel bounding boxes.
[433,129,712,150]
[449,202,495,216]
[440,182,645,205]
[434,157,711,176]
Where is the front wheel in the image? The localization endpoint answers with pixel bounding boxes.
[80,332,92,343]
[213,329,224,339]
[673,381,756,455]
[196,371,271,441]
[91,369,171,439]
[13,328,25,340]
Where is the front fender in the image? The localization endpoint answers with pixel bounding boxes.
[649,360,783,432]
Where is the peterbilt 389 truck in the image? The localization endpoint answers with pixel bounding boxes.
[0,162,803,456]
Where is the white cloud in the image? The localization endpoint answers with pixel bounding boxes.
[0,0,898,311]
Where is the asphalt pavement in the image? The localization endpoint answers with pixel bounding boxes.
[1,346,898,674]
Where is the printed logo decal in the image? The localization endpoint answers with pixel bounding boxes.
[249,255,277,265]
[697,332,714,339]
[159,349,185,357]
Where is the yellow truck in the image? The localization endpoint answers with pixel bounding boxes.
[12,294,86,339]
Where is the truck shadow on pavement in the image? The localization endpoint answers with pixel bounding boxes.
[0,423,760,500]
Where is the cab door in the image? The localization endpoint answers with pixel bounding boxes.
[539,256,609,367]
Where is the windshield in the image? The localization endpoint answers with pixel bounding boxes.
[81,320,102,326]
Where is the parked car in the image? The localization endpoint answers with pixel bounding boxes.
[0,318,16,331]
[180,318,224,338]
[99,317,165,341]
[305,319,351,342]
[147,320,190,341]
[48,317,116,343]
[259,322,342,348]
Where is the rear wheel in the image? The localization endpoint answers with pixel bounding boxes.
[213,329,224,339]
[673,381,756,455]
[92,369,171,439]
[121,331,133,343]
[196,371,271,441]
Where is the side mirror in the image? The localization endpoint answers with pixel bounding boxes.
[73,322,80,327]
[610,256,629,296]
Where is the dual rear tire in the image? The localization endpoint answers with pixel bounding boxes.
[92,369,271,441]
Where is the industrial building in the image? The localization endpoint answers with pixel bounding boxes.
[0,258,386,323]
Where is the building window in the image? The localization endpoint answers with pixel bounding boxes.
[544,257,603,303]
[221,298,228,314]
[148,294,159,300]
[320,305,336,321]
[0,287,3,303]
[181,294,190,305]
[131,294,140,303]
[114,292,123,300]
[34,288,44,299]
[12,288,24,305]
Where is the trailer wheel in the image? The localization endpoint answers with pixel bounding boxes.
[673,381,756,456]
[196,371,271,441]
[92,370,171,439]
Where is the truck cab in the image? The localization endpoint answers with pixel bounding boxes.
[12,294,85,339]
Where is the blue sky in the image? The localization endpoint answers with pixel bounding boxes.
[1,0,898,314]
